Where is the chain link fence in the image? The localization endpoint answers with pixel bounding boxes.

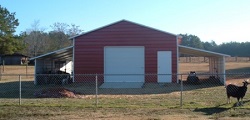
[0,73,250,108]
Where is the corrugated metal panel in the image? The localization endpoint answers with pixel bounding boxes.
[179,45,230,57]
[30,46,73,61]
[74,20,177,82]
[70,20,177,39]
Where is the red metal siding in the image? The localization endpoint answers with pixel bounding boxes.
[74,20,177,82]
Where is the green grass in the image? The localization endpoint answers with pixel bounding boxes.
[1,79,250,119]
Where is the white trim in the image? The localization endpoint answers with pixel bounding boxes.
[69,19,177,40]
[123,20,177,36]
[69,20,125,39]
[222,56,226,85]
[176,36,179,83]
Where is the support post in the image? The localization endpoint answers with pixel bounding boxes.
[180,74,183,109]
[19,75,21,105]
[95,74,98,109]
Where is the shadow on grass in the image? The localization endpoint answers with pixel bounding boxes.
[193,99,250,115]
[194,107,229,115]
[240,99,250,107]
[193,102,231,115]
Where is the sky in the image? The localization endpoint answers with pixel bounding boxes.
[1,0,250,44]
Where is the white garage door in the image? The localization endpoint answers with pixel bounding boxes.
[104,46,145,82]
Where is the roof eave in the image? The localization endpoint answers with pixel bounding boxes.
[69,20,126,40]
[69,19,178,40]
[30,46,74,61]
[178,45,230,57]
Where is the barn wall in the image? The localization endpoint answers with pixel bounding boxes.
[3,56,22,65]
[74,21,177,82]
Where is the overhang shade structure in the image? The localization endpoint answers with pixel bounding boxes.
[30,46,73,85]
[30,46,73,61]
[178,45,230,84]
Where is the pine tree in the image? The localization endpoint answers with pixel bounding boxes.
[0,5,21,54]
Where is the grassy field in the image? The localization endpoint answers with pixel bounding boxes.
[1,63,250,120]
[1,84,250,120]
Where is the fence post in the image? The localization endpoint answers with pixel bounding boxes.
[0,65,1,81]
[2,60,4,73]
[180,74,183,109]
[19,75,21,105]
[95,74,98,109]
[26,63,28,78]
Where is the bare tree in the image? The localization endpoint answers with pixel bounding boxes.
[22,21,83,57]
[50,22,69,34]
[23,20,49,57]
[67,24,83,37]
[51,22,83,37]
[26,20,46,33]
[23,31,50,57]
[50,22,72,49]
[48,31,70,50]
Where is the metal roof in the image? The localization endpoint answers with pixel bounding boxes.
[30,46,73,61]
[69,19,177,40]
[179,45,230,57]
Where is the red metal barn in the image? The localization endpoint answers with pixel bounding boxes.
[72,20,178,83]
[31,20,230,87]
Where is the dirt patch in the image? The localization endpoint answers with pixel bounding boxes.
[34,87,84,98]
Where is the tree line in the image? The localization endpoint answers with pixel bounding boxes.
[1,5,249,57]
[0,5,82,57]
[179,34,250,57]
[20,21,82,57]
